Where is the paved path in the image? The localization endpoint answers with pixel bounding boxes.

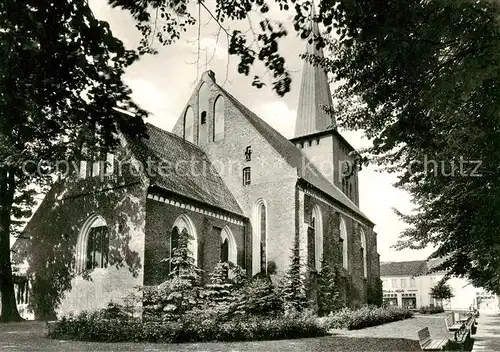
[332,313,452,341]
[472,313,500,352]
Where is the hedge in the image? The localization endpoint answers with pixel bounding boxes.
[419,306,445,314]
[48,310,328,343]
[326,306,413,330]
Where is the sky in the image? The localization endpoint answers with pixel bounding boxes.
[88,0,435,263]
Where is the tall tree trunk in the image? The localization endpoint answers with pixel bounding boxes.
[0,167,23,322]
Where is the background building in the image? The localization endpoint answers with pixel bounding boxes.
[381,259,499,313]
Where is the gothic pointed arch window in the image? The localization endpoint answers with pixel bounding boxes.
[360,228,367,278]
[213,95,225,142]
[75,214,109,272]
[171,214,198,267]
[311,205,323,271]
[339,217,348,270]
[252,199,267,275]
[220,226,237,264]
[184,106,195,143]
[198,82,210,143]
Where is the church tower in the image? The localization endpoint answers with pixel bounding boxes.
[289,6,361,206]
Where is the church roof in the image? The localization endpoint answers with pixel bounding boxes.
[294,6,335,138]
[134,123,244,216]
[218,87,371,224]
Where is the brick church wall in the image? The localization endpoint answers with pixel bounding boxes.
[302,193,379,307]
[144,197,245,285]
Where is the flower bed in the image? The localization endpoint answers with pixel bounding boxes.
[48,310,328,343]
[326,306,413,330]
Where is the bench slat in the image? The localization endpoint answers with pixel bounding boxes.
[418,327,448,351]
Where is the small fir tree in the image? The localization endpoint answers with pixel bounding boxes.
[317,258,342,316]
[201,261,241,314]
[281,235,309,313]
[430,277,454,306]
[233,276,283,317]
[160,228,202,318]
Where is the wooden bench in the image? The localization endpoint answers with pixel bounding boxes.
[418,327,448,351]
[455,316,475,343]
[445,314,463,340]
[454,310,470,323]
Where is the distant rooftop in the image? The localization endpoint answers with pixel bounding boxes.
[380,258,448,277]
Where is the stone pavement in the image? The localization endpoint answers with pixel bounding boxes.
[472,313,500,352]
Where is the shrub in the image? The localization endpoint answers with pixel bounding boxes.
[48,309,328,343]
[419,305,445,314]
[232,276,283,317]
[326,305,413,330]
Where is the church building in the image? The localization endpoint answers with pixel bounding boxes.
[21,22,380,318]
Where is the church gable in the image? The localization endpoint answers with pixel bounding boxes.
[171,71,370,225]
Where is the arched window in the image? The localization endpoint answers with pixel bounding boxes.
[170,226,180,273]
[360,228,367,278]
[339,217,348,270]
[79,143,88,179]
[198,83,210,143]
[252,199,267,275]
[220,226,237,264]
[312,205,323,271]
[171,214,198,266]
[184,106,195,143]
[213,95,225,142]
[75,214,109,272]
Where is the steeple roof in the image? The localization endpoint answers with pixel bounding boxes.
[294,5,335,138]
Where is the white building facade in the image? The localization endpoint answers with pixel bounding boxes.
[381,260,499,313]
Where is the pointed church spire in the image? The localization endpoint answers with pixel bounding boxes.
[294,2,335,138]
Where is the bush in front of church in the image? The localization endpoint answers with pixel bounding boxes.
[48,308,328,343]
[326,305,414,330]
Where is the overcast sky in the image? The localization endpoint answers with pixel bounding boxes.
[89,0,435,263]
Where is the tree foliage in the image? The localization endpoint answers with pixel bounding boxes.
[160,228,203,317]
[233,276,283,317]
[0,0,147,321]
[314,0,500,294]
[281,235,309,313]
[109,0,326,97]
[430,277,454,305]
[317,259,342,316]
[200,261,247,314]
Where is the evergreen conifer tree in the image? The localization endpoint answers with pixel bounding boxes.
[281,235,309,313]
[202,262,236,313]
[161,228,202,318]
[317,258,342,316]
